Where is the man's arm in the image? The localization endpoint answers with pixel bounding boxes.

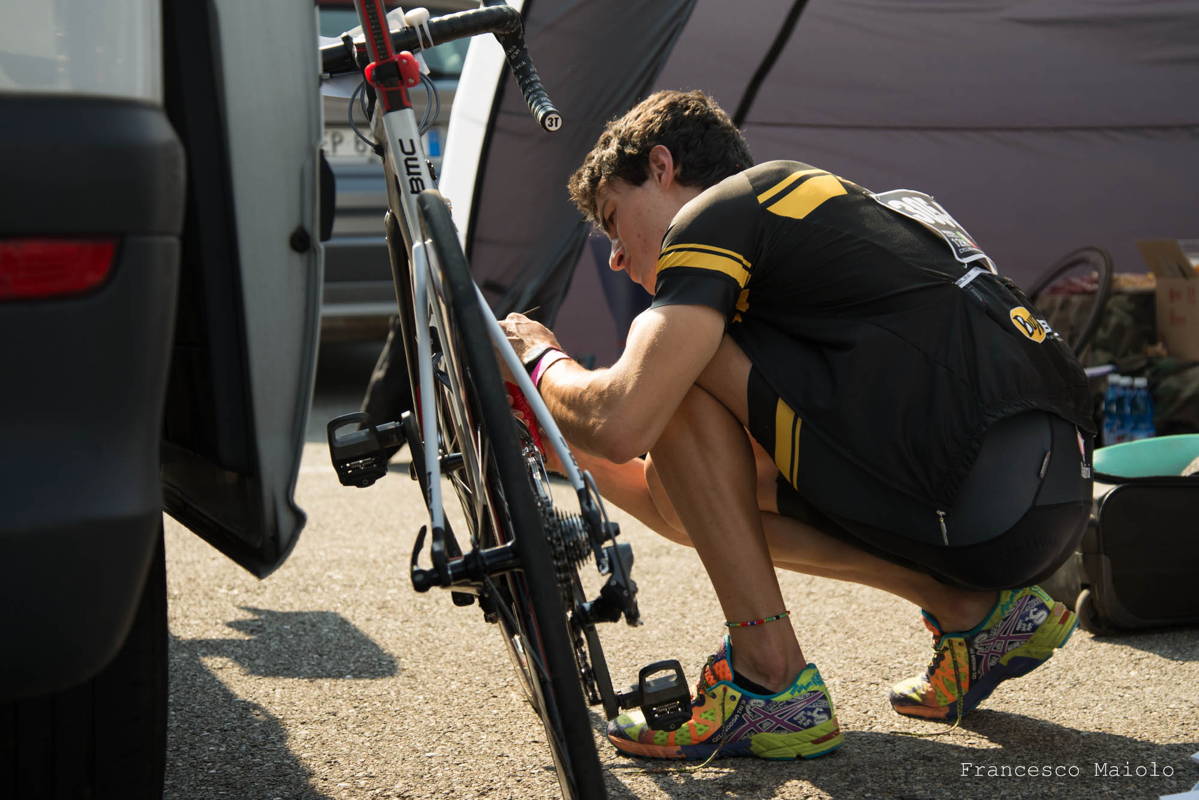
[504,303,725,463]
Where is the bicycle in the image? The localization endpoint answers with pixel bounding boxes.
[318,4,691,798]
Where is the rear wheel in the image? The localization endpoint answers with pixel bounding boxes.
[1026,246,1114,357]
[416,191,605,800]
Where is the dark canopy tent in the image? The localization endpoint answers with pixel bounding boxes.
[439,0,1199,366]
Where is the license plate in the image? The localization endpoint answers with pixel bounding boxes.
[321,127,444,165]
[322,126,382,164]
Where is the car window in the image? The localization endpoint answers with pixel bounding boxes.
[419,38,468,77]
[318,7,471,78]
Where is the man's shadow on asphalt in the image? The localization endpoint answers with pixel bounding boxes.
[182,607,398,679]
[166,609,397,799]
[596,710,1199,800]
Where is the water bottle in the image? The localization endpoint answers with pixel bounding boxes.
[1128,378,1145,440]
[1115,375,1135,443]
[1101,375,1121,446]
[1130,376,1156,440]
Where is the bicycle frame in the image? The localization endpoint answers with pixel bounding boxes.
[378,98,435,257]
[322,10,689,796]
[353,59,581,521]
[408,240,593,536]
[347,4,622,573]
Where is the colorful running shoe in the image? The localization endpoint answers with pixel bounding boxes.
[607,638,844,760]
[890,585,1078,722]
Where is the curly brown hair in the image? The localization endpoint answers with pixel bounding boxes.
[567,90,753,226]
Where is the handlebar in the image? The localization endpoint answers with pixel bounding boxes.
[320,4,561,133]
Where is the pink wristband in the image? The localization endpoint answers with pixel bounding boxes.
[531,348,570,388]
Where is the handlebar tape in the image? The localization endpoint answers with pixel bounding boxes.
[496,31,562,132]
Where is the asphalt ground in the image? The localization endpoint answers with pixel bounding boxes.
[164,342,1199,800]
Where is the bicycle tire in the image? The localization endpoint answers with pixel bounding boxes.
[1026,246,1114,357]
[416,190,606,800]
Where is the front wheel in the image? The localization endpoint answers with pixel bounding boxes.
[417,191,606,800]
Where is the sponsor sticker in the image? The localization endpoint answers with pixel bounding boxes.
[1009,306,1047,343]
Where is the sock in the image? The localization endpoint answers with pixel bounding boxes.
[732,669,776,696]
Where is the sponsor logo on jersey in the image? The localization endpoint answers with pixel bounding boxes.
[1009,306,1047,343]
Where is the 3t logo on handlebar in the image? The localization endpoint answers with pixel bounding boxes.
[398,138,427,193]
[544,113,562,132]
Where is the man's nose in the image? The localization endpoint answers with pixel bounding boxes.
[608,241,626,272]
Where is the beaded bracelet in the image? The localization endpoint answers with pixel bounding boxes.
[725,610,790,628]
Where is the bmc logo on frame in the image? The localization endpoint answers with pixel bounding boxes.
[397,138,427,193]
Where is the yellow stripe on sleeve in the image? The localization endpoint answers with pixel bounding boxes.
[656,247,751,287]
[660,242,751,271]
[755,168,825,206]
[765,174,847,220]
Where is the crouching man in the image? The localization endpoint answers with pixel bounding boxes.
[500,90,1092,761]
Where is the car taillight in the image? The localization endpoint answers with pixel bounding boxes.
[0,238,118,300]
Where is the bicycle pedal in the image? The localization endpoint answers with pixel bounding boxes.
[327,412,402,488]
[620,660,691,731]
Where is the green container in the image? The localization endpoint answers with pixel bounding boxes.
[1093,434,1199,478]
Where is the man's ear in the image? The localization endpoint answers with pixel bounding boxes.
[647,144,677,187]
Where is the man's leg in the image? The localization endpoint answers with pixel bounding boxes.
[642,334,1077,726]
[648,384,806,692]
[606,382,844,761]
[646,452,999,634]
[646,335,998,635]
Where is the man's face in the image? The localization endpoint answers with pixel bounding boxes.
[595,177,678,295]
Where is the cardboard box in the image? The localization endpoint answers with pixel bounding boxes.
[1137,239,1195,280]
[1157,277,1199,359]
[1137,240,1199,360]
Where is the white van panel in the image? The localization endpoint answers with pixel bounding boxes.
[0,0,161,102]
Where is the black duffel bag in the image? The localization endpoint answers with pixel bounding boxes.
[1040,435,1199,634]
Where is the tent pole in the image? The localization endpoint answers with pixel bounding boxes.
[733,0,810,127]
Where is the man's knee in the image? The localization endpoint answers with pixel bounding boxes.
[658,385,719,438]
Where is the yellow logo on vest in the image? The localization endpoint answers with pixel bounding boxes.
[1009,307,1046,343]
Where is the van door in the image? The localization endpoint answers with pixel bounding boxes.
[161,0,323,577]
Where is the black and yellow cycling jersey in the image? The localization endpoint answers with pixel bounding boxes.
[650,160,1093,511]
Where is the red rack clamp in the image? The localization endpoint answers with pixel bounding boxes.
[364,51,422,110]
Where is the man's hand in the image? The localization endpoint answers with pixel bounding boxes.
[507,305,725,464]
[499,313,563,366]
